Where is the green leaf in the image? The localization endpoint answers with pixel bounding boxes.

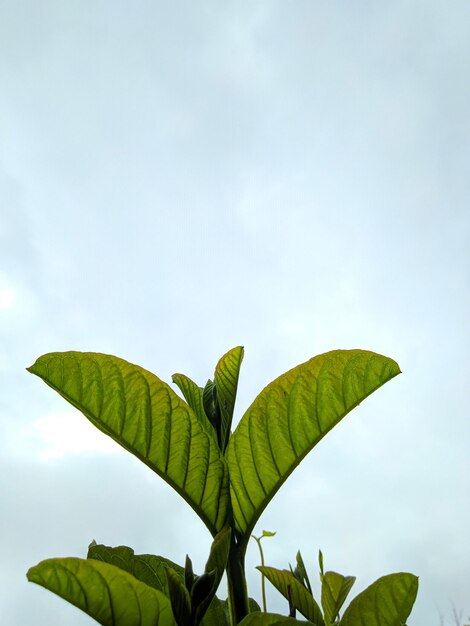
[87,543,222,626]
[27,351,230,535]
[238,613,316,626]
[191,570,217,622]
[204,525,231,584]
[340,573,418,626]
[258,567,324,626]
[290,551,312,595]
[219,596,263,620]
[320,571,355,624]
[199,595,229,626]
[193,527,231,625]
[249,597,263,612]
[27,557,176,625]
[227,349,400,539]
[166,567,192,626]
[185,555,195,593]
[87,543,182,593]
[171,373,212,434]
[214,346,244,452]
[203,379,219,431]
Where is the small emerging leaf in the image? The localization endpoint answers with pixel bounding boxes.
[214,346,244,452]
[167,567,192,626]
[28,557,176,625]
[185,555,195,593]
[172,373,213,435]
[258,567,324,626]
[262,530,277,538]
[320,571,355,624]
[290,551,312,594]
[203,379,218,428]
[340,572,418,626]
[191,570,217,624]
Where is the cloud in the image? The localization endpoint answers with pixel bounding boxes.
[26,411,121,460]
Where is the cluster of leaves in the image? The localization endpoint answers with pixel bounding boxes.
[258,549,417,626]
[26,346,417,625]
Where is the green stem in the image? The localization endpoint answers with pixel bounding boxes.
[226,532,250,625]
[252,536,267,612]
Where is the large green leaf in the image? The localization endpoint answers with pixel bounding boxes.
[321,571,355,624]
[340,573,418,626]
[27,557,176,625]
[227,350,400,538]
[238,614,315,626]
[214,346,244,452]
[27,352,230,535]
[258,567,324,626]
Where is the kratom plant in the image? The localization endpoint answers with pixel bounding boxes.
[26,346,418,625]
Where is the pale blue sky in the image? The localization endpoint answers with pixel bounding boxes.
[1,1,469,624]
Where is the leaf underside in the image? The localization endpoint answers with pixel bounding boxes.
[27,557,176,626]
[27,352,230,535]
[340,572,418,626]
[227,349,400,538]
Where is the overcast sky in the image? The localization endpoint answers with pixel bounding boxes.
[1,1,469,624]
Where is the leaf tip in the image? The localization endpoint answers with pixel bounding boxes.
[26,564,39,583]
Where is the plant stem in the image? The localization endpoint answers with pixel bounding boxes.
[252,535,267,612]
[226,532,249,625]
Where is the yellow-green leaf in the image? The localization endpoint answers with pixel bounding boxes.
[227,350,400,539]
[340,572,418,626]
[87,543,183,594]
[171,373,212,434]
[27,557,176,625]
[321,571,355,624]
[257,567,324,626]
[214,346,244,452]
[27,352,229,535]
